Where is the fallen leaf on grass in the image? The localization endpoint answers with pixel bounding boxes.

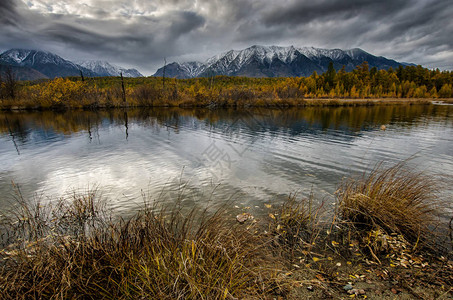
[236,213,253,224]
[348,289,366,295]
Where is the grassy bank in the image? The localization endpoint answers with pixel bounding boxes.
[1,75,452,110]
[1,164,452,299]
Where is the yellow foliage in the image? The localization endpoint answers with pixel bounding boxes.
[40,78,86,105]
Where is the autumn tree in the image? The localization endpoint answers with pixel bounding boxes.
[324,61,336,89]
[438,84,452,98]
[40,78,86,106]
[355,62,370,89]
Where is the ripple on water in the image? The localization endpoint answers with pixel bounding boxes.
[0,106,452,214]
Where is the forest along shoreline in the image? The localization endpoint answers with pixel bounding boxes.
[0,163,452,299]
[1,63,453,110]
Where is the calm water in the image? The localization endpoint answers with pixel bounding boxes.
[1,105,452,215]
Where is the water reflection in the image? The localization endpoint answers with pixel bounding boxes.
[0,105,452,214]
[1,106,452,140]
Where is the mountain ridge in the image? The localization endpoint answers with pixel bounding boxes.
[75,60,143,78]
[0,49,143,80]
[153,45,413,78]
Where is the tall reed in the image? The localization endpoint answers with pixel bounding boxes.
[336,163,440,250]
[0,192,285,299]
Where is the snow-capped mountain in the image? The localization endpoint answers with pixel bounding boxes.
[76,60,143,77]
[0,49,97,78]
[153,45,411,78]
[0,49,143,80]
[1,49,69,66]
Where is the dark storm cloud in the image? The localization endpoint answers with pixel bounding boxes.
[262,0,415,26]
[0,0,452,74]
[167,11,206,36]
[0,0,20,25]
[254,0,447,46]
[44,10,205,61]
[42,23,150,49]
[0,1,208,70]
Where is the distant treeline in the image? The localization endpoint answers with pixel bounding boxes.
[1,62,452,109]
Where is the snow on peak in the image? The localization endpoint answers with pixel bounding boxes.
[0,48,75,67]
[297,47,347,60]
[76,60,143,77]
[4,49,32,63]
[179,61,206,78]
[0,48,144,78]
[77,60,119,74]
[201,45,298,74]
[202,45,358,74]
[344,48,367,59]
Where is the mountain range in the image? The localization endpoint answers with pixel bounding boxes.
[153,45,413,78]
[0,49,143,80]
[0,46,414,81]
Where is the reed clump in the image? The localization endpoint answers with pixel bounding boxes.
[0,194,286,299]
[336,163,440,251]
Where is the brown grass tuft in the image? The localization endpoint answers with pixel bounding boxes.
[271,194,324,253]
[336,163,440,250]
[0,193,286,299]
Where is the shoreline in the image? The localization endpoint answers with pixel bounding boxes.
[1,164,452,299]
[1,97,451,111]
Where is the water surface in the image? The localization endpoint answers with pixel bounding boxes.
[1,105,452,215]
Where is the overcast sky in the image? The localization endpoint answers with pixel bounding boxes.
[1,0,452,75]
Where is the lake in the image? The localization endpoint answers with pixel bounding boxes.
[1,105,452,216]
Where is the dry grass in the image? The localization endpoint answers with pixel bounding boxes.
[0,162,449,298]
[0,192,286,299]
[440,98,453,104]
[270,194,324,254]
[0,93,436,110]
[336,163,440,250]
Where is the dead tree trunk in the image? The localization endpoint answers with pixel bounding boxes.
[162,58,167,91]
[120,72,126,103]
[5,67,16,99]
[0,72,3,99]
